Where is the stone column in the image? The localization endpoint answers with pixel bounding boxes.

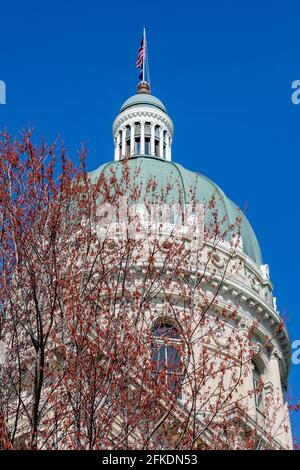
[114,139,118,161]
[121,128,126,159]
[165,134,170,162]
[140,121,145,155]
[268,348,292,448]
[168,137,172,161]
[130,123,135,156]
[115,132,121,161]
[150,124,155,155]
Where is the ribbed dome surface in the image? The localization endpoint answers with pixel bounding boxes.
[89,156,262,265]
[120,93,167,113]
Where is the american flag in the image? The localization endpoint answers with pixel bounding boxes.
[136,37,144,71]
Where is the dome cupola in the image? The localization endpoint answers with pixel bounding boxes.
[112,81,174,161]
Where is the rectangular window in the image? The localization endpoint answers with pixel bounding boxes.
[135,123,141,136]
[155,139,160,157]
[145,122,151,136]
[126,140,130,156]
[145,137,150,155]
[135,137,141,154]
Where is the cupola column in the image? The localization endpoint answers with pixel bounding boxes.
[140,121,145,154]
[114,137,119,161]
[130,123,135,156]
[150,124,155,155]
[166,135,170,162]
[116,132,121,161]
[121,128,126,158]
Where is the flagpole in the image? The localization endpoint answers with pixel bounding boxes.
[143,26,146,82]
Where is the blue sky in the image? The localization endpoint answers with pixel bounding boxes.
[1,0,299,443]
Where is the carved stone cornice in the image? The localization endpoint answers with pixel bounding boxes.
[113,108,174,137]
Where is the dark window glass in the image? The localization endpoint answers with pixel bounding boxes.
[253,362,264,412]
[126,139,130,156]
[151,323,182,398]
[155,139,160,157]
[145,137,150,154]
[135,137,141,154]
[167,346,180,372]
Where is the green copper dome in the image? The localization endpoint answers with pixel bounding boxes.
[89,156,262,266]
[120,93,167,113]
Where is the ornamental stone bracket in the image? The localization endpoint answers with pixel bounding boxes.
[251,343,262,356]
[270,347,283,362]
[264,380,275,396]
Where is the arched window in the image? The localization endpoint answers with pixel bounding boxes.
[252,361,264,413]
[151,322,182,398]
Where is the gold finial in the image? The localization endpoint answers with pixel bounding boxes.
[137,81,151,94]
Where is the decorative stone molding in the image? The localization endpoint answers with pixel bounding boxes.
[260,264,270,281]
[271,347,283,362]
[264,381,274,395]
[238,317,252,331]
[211,252,225,268]
[251,343,262,356]
[113,108,174,140]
